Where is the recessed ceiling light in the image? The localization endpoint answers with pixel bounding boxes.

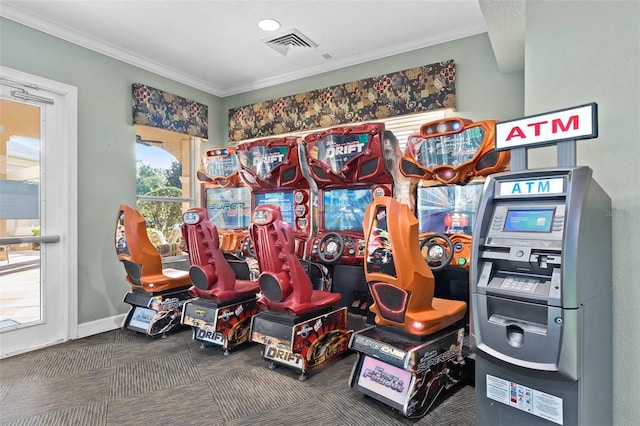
[258,18,280,32]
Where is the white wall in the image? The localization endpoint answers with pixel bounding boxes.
[524,1,640,424]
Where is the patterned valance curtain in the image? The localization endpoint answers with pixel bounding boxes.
[229,59,455,142]
[132,83,208,139]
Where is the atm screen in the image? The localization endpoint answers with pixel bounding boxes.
[254,191,295,226]
[205,187,251,229]
[416,183,483,234]
[323,188,372,232]
[503,208,555,233]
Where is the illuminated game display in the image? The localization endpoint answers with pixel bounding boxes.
[416,183,484,235]
[237,137,314,258]
[253,191,295,226]
[323,188,372,232]
[303,122,396,265]
[198,147,251,253]
[204,187,251,230]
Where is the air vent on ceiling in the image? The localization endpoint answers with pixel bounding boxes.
[263,29,318,56]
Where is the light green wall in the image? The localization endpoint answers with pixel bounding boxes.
[0,22,524,326]
[0,18,223,323]
[524,2,640,424]
[5,7,635,423]
[221,33,525,144]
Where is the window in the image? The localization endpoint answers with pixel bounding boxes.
[135,125,202,245]
[230,109,455,152]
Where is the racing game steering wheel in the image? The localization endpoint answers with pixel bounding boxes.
[420,233,454,271]
[317,232,345,263]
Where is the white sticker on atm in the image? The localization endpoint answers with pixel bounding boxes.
[486,374,563,425]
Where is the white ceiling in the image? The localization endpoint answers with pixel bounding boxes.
[0,0,523,97]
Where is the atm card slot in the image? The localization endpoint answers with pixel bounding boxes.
[486,294,548,329]
[487,314,547,336]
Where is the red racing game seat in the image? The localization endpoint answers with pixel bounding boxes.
[182,208,259,302]
[250,204,341,316]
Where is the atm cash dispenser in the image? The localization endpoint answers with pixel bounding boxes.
[471,166,612,425]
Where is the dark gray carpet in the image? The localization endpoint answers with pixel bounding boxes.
[0,327,476,425]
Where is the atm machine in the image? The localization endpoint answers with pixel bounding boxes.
[471,104,612,425]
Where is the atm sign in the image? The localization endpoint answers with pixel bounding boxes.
[499,178,564,196]
[495,103,597,151]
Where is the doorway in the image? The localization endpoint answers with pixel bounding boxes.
[0,67,78,358]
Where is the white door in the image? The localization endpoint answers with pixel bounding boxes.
[0,67,78,358]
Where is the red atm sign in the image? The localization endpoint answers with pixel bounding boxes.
[495,103,598,151]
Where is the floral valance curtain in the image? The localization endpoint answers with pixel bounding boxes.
[228,59,455,142]
[132,83,208,139]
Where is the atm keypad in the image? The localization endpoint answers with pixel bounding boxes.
[501,276,538,293]
[552,215,564,232]
[492,215,504,231]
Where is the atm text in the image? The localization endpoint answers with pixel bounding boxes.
[505,115,579,141]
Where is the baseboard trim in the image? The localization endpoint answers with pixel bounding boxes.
[77,314,126,339]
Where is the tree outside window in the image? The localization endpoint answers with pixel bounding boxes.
[135,126,201,242]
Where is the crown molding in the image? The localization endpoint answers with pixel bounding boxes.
[2,4,486,98]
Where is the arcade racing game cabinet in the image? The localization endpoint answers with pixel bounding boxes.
[197,146,252,257]
[179,208,260,354]
[248,204,349,381]
[236,136,328,291]
[179,147,259,352]
[346,118,509,417]
[302,123,400,318]
[115,205,192,337]
[399,117,509,338]
[348,196,467,418]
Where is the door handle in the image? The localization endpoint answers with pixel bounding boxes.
[0,235,60,244]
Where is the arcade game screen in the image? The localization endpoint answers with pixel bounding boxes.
[205,186,251,229]
[414,125,486,169]
[254,191,295,226]
[323,188,372,232]
[416,183,483,235]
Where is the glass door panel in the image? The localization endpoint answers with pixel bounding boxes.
[0,98,42,331]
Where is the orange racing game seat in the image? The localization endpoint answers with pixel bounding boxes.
[363,196,466,336]
[115,204,191,293]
